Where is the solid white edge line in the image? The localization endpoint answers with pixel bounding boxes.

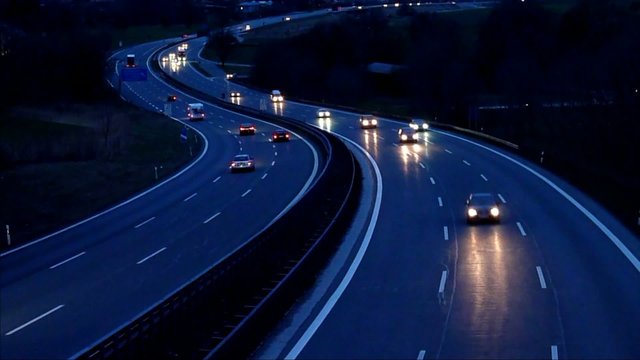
[136,247,167,265]
[183,192,198,202]
[203,212,221,224]
[516,222,527,237]
[435,130,640,273]
[241,189,252,197]
[498,193,507,204]
[49,252,86,270]
[285,134,383,360]
[443,226,449,241]
[417,350,426,360]
[438,270,447,294]
[5,305,65,336]
[536,266,547,289]
[551,345,558,360]
[134,216,156,229]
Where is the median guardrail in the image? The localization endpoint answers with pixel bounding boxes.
[79,40,362,360]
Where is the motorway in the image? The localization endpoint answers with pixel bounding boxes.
[0,40,320,358]
[166,29,640,359]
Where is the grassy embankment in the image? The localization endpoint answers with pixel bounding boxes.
[0,100,202,249]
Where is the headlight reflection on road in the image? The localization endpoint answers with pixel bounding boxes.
[273,102,283,116]
[318,118,331,132]
[467,227,507,336]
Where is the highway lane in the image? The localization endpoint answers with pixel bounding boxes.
[172,38,640,359]
[0,41,319,359]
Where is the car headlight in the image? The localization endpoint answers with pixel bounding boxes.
[423,124,429,129]
[410,124,417,129]
[371,119,378,125]
[490,207,500,217]
[468,208,478,217]
[412,134,418,140]
[401,134,408,140]
[362,120,369,126]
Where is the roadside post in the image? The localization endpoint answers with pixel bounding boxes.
[6,225,11,246]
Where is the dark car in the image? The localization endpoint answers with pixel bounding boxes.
[466,193,501,224]
[398,127,419,143]
[239,123,256,135]
[359,114,378,129]
[272,129,290,142]
[409,118,429,132]
[230,154,255,172]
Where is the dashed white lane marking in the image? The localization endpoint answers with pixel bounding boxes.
[348,126,355,129]
[5,305,65,336]
[417,350,426,360]
[444,149,452,154]
[498,193,507,204]
[419,163,425,169]
[536,266,547,289]
[480,174,488,181]
[261,173,268,180]
[137,247,167,265]
[218,125,223,128]
[271,160,276,166]
[49,252,86,270]
[517,222,527,236]
[275,151,278,156]
[241,189,252,197]
[551,345,558,360]
[204,212,221,224]
[438,197,443,207]
[183,193,198,202]
[438,270,448,294]
[227,130,232,134]
[213,176,221,183]
[262,133,266,137]
[240,147,243,151]
[376,135,385,140]
[218,115,224,119]
[392,143,399,148]
[208,121,213,124]
[462,160,471,166]
[134,217,156,229]
[430,177,436,185]
[443,226,449,241]
[229,118,234,122]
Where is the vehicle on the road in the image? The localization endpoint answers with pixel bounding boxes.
[167,95,177,102]
[126,54,136,67]
[226,73,236,80]
[272,129,290,142]
[230,91,241,98]
[359,114,378,129]
[409,118,429,131]
[466,193,501,224]
[283,16,291,21]
[230,154,255,172]
[239,123,256,135]
[317,108,331,118]
[177,47,186,58]
[398,127,419,143]
[271,90,284,102]
[187,103,205,121]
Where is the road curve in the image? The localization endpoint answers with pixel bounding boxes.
[170,35,640,359]
[0,40,319,359]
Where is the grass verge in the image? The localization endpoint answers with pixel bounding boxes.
[0,99,202,250]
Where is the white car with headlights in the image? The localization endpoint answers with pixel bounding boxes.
[317,108,331,118]
[398,127,419,143]
[230,154,255,172]
[409,118,429,132]
[270,90,284,102]
[466,193,501,224]
[359,114,378,129]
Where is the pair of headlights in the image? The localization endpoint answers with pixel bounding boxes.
[467,207,500,217]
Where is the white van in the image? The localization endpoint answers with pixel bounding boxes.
[270,90,284,102]
[187,103,205,121]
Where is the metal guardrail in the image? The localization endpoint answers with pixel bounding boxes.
[79,40,362,360]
